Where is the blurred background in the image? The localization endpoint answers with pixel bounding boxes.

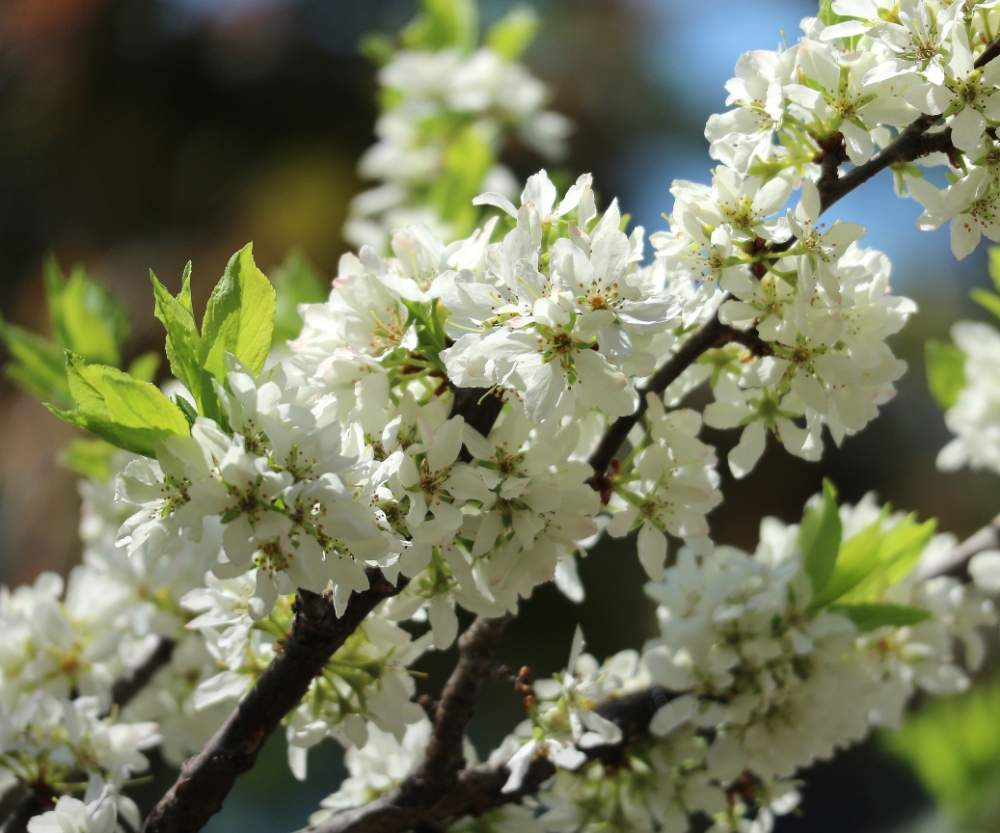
[1,0,998,831]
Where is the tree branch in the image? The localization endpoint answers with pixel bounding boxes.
[819,37,1000,213]
[304,503,1000,833]
[589,39,1000,480]
[304,685,673,833]
[588,315,733,480]
[412,615,511,790]
[127,386,501,833]
[141,571,401,833]
[111,637,178,711]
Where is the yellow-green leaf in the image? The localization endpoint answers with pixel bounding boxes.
[485,6,538,60]
[925,339,966,410]
[200,243,276,382]
[800,479,842,596]
[832,602,931,632]
[50,352,190,457]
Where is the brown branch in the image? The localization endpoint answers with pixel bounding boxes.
[590,37,1000,480]
[412,615,511,789]
[130,383,497,833]
[587,315,734,480]
[141,571,401,833]
[304,685,674,833]
[111,637,177,711]
[819,37,1000,213]
[976,36,1000,71]
[297,36,1000,833]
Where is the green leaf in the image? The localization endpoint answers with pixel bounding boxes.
[813,512,937,608]
[200,243,276,383]
[44,258,128,366]
[60,438,116,481]
[174,394,198,428]
[150,264,226,423]
[50,352,190,457]
[403,0,477,51]
[272,250,327,344]
[888,677,1000,826]
[60,270,128,366]
[832,602,932,632]
[818,0,852,25]
[151,265,202,390]
[485,6,538,60]
[972,287,1000,320]
[0,317,71,404]
[988,245,1000,291]
[799,479,842,597]
[359,33,395,66]
[840,515,937,602]
[128,351,161,384]
[430,125,494,233]
[925,339,966,409]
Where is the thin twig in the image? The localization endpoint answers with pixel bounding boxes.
[110,637,177,711]
[134,36,1000,833]
[588,315,733,480]
[304,503,1000,833]
[918,515,1000,582]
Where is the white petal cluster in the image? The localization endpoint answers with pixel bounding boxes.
[606,396,722,579]
[10,2,1000,830]
[346,35,570,249]
[640,496,996,788]
[27,782,139,833]
[116,362,398,619]
[181,570,427,780]
[938,320,1000,473]
[440,171,680,421]
[701,2,1000,259]
[499,629,649,793]
[474,496,998,833]
[658,177,914,482]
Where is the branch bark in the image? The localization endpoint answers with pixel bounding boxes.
[106,381,500,833]
[587,315,733,480]
[126,35,1000,833]
[111,637,178,711]
[141,571,401,833]
[591,39,1000,479]
[412,615,511,789]
[305,685,674,833]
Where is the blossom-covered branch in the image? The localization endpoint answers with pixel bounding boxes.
[305,685,673,833]
[307,493,1000,833]
[142,575,400,833]
[8,2,1000,833]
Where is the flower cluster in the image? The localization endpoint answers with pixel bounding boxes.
[117,363,398,619]
[467,495,999,833]
[937,319,1000,473]
[703,1,1000,260]
[6,1,1000,831]
[345,6,570,250]
[183,572,427,779]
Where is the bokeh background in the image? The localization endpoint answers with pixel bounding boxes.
[1,0,997,831]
